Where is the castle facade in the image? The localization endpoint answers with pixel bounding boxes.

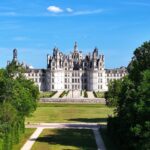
[10,42,127,92]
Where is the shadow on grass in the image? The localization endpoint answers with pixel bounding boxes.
[100,125,119,150]
[68,117,107,123]
[34,129,97,150]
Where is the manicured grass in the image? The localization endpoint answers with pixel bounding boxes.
[26,103,114,123]
[100,128,119,150]
[12,128,35,150]
[32,129,97,150]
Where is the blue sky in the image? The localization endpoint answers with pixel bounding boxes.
[0,0,150,69]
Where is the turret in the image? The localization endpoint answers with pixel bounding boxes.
[93,47,98,60]
[13,49,17,61]
[92,47,98,69]
[74,42,78,52]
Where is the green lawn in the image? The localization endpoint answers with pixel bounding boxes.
[12,128,35,150]
[26,103,114,123]
[32,129,97,150]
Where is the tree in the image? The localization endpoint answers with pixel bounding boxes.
[105,79,122,106]
[0,62,39,150]
[128,41,150,84]
[107,41,150,150]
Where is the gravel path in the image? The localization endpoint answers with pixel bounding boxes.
[21,127,43,150]
[93,128,106,150]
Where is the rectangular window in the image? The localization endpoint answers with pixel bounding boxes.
[65,78,67,83]
[75,85,77,89]
[52,78,54,82]
[52,85,54,89]
[52,72,54,77]
[75,79,77,83]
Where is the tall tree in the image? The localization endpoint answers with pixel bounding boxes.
[107,41,150,150]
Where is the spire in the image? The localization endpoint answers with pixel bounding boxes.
[13,48,17,61]
[74,41,78,52]
[94,47,98,57]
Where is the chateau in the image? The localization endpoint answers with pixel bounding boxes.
[10,42,127,92]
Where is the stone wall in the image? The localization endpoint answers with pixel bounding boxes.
[39,98,106,104]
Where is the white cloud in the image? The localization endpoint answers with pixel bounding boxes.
[47,6,63,13]
[66,8,73,13]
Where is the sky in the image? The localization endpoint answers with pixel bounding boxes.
[0,0,150,69]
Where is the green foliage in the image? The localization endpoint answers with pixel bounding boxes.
[128,41,150,84]
[6,61,25,78]
[84,90,88,98]
[0,62,39,150]
[107,41,150,150]
[105,79,122,106]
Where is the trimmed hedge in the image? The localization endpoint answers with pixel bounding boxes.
[59,91,69,98]
[39,91,57,98]
[93,91,97,97]
[84,91,88,98]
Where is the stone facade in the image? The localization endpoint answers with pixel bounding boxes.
[10,43,128,91]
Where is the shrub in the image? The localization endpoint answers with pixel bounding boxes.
[93,91,97,97]
[84,91,88,98]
